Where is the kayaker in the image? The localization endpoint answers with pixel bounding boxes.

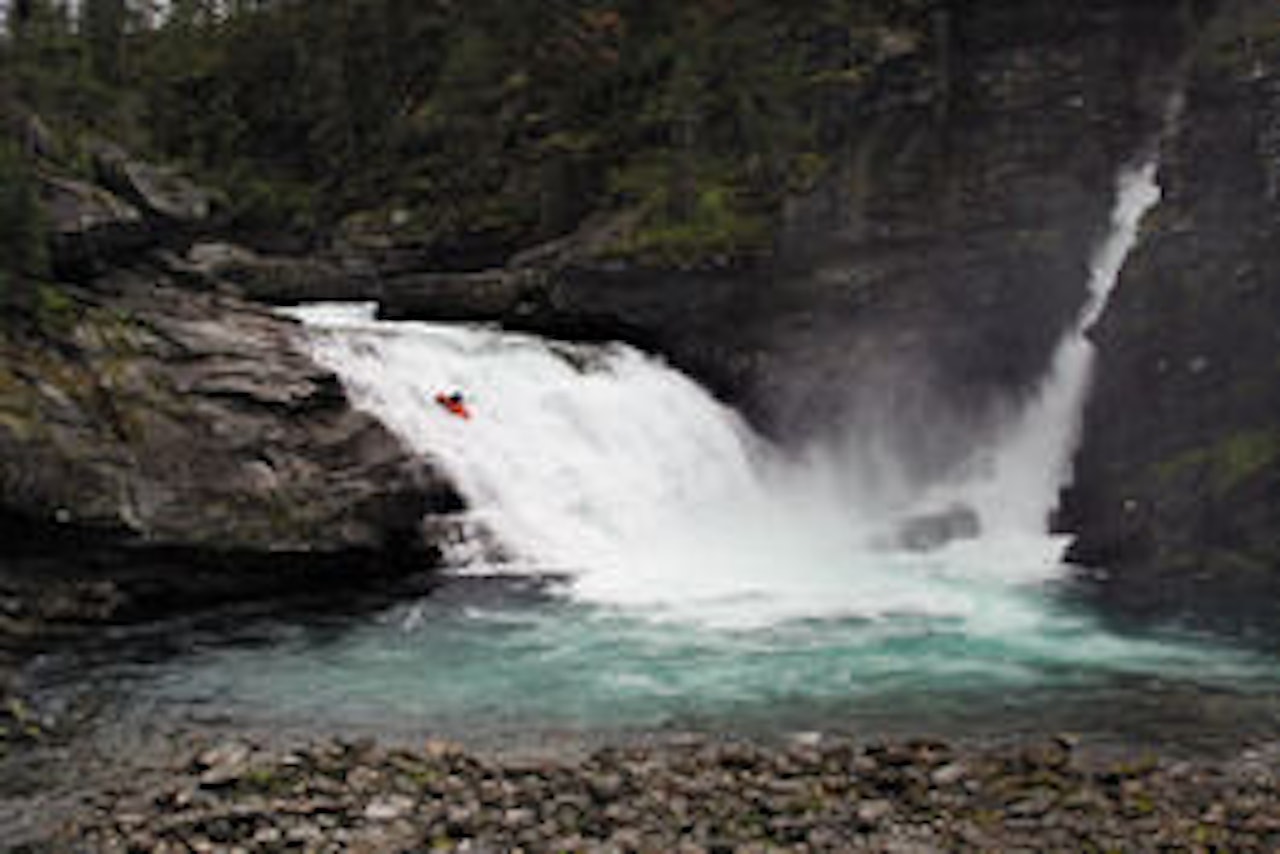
[435,390,471,419]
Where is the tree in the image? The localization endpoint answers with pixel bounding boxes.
[0,137,47,304]
[81,0,128,83]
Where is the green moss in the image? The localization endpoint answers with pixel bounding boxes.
[1151,429,1280,496]
[34,284,83,337]
[539,130,601,156]
[1205,548,1272,576]
[608,210,770,267]
[1217,431,1280,491]
[235,766,298,796]
[1205,11,1280,72]
[401,767,440,788]
[787,151,831,194]
[603,158,771,266]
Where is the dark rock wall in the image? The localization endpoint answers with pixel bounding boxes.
[728,0,1195,455]
[378,0,1200,485]
[1063,0,1280,632]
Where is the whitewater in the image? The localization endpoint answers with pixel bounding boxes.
[87,158,1269,741]
[281,162,1160,631]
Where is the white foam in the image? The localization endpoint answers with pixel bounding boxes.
[282,159,1161,631]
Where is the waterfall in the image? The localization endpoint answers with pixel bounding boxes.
[282,306,768,578]
[282,309,1050,630]
[281,159,1160,628]
[962,159,1162,532]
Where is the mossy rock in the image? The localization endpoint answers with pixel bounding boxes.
[1150,428,1280,497]
[601,158,773,267]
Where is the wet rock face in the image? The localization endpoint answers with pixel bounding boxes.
[0,274,458,619]
[1064,5,1280,632]
[760,0,1191,432]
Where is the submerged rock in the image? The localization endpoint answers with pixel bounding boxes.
[894,504,982,552]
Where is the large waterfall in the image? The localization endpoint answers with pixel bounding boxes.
[282,308,1064,630]
[283,161,1162,629]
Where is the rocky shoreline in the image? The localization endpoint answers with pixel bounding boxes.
[4,726,1275,852]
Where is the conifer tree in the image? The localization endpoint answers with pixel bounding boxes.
[82,0,128,83]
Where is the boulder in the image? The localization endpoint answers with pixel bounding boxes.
[182,241,375,303]
[89,139,219,225]
[38,172,150,278]
[895,504,982,552]
[0,272,460,620]
[38,139,223,279]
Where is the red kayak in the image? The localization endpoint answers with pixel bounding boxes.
[435,392,472,420]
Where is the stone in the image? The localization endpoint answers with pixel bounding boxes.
[39,173,150,278]
[184,241,372,303]
[789,731,824,748]
[856,798,894,828]
[364,795,415,822]
[589,773,625,802]
[253,825,283,843]
[931,763,968,787]
[89,139,218,225]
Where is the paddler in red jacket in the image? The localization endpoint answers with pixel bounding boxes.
[435,390,472,420]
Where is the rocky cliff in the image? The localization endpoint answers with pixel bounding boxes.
[0,143,460,636]
[1064,0,1280,633]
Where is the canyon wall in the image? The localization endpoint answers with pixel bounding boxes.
[1064,0,1280,632]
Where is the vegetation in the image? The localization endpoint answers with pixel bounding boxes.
[1,0,942,268]
[1151,428,1280,497]
[0,138,47,304]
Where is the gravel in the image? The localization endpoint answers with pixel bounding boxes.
[30,732,1280,852]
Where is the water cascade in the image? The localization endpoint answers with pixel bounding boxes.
[965,160,1163,532]
[283,160,1164,626]
[123,158,1269,739]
